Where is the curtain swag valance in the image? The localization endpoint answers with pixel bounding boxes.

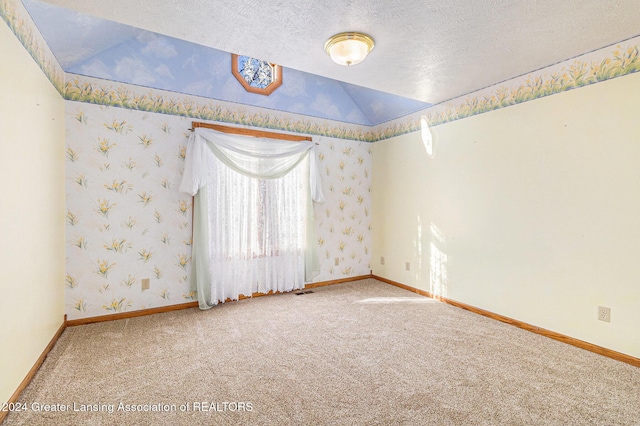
[180,127,324,202]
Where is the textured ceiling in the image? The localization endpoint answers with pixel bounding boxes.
[36,0,640,105]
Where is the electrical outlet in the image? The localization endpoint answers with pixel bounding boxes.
[405,262,411,271]
[598,306,611,322]
[142,278,150,291]
[380,256,385,265]
[334,258,339,266]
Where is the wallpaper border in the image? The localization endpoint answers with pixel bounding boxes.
[373,36,640,141]
[1,0,64,94]
[63,74,375,142]
[3,0,640,142]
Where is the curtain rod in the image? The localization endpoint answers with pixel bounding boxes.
[189,122,316,144]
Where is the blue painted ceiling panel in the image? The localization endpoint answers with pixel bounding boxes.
[23,0,431,126]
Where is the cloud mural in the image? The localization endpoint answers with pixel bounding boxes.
[22,0,430,126]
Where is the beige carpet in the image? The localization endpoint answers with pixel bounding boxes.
[5,279,640,425]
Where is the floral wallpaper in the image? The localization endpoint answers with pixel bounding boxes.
[313,137,372,281]
[65,102,194,319]
[65,102,372,320]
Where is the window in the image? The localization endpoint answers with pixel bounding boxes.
[212,157,307,261]
[231,54,283,95]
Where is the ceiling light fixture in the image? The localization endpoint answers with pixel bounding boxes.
[324,32,374,66]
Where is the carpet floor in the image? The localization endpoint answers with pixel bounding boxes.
[5,278,640,425]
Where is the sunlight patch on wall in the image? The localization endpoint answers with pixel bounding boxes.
[430,223,448,299]
[413,214,424,283]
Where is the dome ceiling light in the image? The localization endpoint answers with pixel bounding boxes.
[324,32,375,66]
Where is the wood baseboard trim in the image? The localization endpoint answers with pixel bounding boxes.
[66,275,373,327]
[66,301,200,327]
[225,274,374,301]
[1,316,67,424]
[305,274,373,289]
[372,275,640,368]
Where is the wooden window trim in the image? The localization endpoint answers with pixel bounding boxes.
[231,54,283,96]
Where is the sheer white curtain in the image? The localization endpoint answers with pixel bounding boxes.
[179,127,324,309]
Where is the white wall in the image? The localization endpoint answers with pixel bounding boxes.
[372,71,640,358]
[0,23,66,404]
